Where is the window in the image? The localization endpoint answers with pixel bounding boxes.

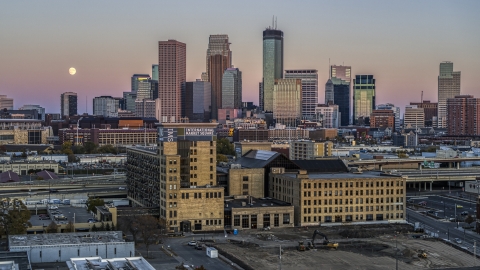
[234,215,240,226]
[263,214,271,227]
[242,215,249,228]
[274,214,279,227]
[243,176,249,181]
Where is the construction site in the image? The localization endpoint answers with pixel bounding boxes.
[210,224,479,270]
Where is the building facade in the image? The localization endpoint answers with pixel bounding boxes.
[273,79,302,127]
[325,79,334,105]
[438,61,461,128]
[93,96,120,117]
[59,128,157,146]
[228,167,265,198]
[410,100,437,127]
[447,95,480,136]
[158,40,186,123]
[370,110,395,130]
[60,92,77,117]
[0,119,50,145]
[285,70,318,120]
[315,104,339,128]
[0,95,13,110]
[353,75,375,125]
[185,80,211,122]
[262,28,284,112]
[289,141,333,160]
[18,105,45,121]
[269,169,406,226]
[222,68,242,110]
[135,99,157,118]
[375,104,400,132]
[404,105,425,129]
[330,65,352,126]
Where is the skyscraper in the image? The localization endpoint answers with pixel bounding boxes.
[447,95,480,136]
[262,27,284,112]
[0,95,13,110]
[330,65,351,126]
[185,80,212,122]
[409,101,437,127]
[273,79,302,127]
[131,74,150,93]
[206,35,231,120]
[376,103,400,132]
[325,79,334,105]
[93,96,120,117]
[158,40,186,123]
[438,61,461,128]
[404,105,425,129]
[353,75,376,125]
[285,70,318,120]
[222,68,242,109]
[134,75,152,101]
[151,65,159,100]
[60,92,77,117]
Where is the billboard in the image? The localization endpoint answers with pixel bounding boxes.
[158,127,216,142]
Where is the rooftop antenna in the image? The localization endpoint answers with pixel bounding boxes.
[329,58,331,79]
[272,16,274,29]
[421,91,424,103]
[275,16,277,29]
[85,96,87,114]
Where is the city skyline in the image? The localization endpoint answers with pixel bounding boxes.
[0,1,479,115]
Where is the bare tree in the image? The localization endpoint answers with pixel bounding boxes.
[46,221,58,233]
[0,198,31,238]
[118,215,140,243]
[64,221,75,232]
[137,215,161,258]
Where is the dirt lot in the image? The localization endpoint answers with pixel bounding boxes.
[214,225,478,270]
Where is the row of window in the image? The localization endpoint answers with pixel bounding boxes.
[302,181,403,189]
[233,213,290,228]
[303,213,403,223]
[303,197,404,206]
[303,205,404,214]
[39,248,119,258]
[180,192,222,199]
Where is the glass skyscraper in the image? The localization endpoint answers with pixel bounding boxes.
[262,28,283,112]
[329,65,351,126]
[353,75,376,125]
[437,61,460,128]
[222,68,242,109]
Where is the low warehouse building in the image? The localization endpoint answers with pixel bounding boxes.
[9,231,134,263]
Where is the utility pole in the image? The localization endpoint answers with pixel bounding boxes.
[474,240,477,267]
[395,234,398,270]
[279,244,282,270]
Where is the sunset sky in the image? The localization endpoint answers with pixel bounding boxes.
[1,0,479,115]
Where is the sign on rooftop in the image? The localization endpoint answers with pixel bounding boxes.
[158,127,216,142]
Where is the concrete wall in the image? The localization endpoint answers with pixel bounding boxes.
[177,187,224,232]
[11,242,134,263]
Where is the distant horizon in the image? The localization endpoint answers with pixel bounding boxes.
[1,0,478,116]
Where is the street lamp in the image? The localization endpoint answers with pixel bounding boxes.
[76,117,83,146]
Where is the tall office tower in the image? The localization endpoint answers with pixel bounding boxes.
[136,77,153,101]
[438,61,461,128]
[135,99,157,118]
[285,70,318,120]
[370,110,395,130]
[376,103,400,132]
[93,96,120,117]
[410,101,437,127]
[60,92,77,117]
[0,95,13,110]
[315,104,339,128]
[403,105,425,128]
[185,80,212,122]
[262,27,284,112]
[273,79,302,127]
[258,82,264,111]
[151,65,159,100]
[447,95,480,136]
[325,79,334,105]
[158,40,186,123]
[222,68,242,109]
[206,35,232,120]
[330,65,352,126]
[122,92,137,112]
[201,72,208,82]
[353,75,376,125]
[131,74,150,93]
[19,105,45,121]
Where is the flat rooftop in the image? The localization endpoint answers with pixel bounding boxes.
[67,256,155,270]
[225,196,292,209]
[29,205,95,227]
[282,171,400,179]
[9,231,125,247]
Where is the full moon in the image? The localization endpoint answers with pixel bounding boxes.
[69,67,76,75]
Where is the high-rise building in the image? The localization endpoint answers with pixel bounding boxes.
[158,40,186,123]
[325,79,334,105]
[315,104,339,128]
[206,35,231,120]
[353,75,376,125]
[185,80,212,122]
[122,92,137,112]
[151,65,159,81]
[438,61,461,128]
[151,65,159,100]
[135,99,157,118]
[273,79,302,127]
[0,95,13,110]
[131,74,150,93]
[370,110,395,130]
[221,68,242,109]
[60,92,77,117]
[262,28,284,112]
[403,105,425,128]
[285,70,318,120]
[447,95,480,136]
[258,82,264,111]
[376,103,400,132]
[135,77,153,101]
[93,96,120,117]
[409,101,437,127]
[330,65,352,126]
[19,104,45,121]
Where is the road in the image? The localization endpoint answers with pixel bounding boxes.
[407,194,476,220]
[407,207,480,254]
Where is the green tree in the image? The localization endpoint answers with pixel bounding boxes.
[46,221,58,233]
[91,224,98,232]
[97,144,118,154]
[0,198,31,237]
[73,145,85,154]
[61,142,74,155]
[465,215,474,227]
[86,198,105,212]
[216,138,235,156]
[84,142,98,154]
[216,154,228,164]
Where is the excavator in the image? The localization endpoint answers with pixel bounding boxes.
[308,230,339,250]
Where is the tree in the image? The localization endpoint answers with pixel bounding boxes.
[36,176,44,180]
[216,138,235,156]
[137,215,162,258]
[73,145,85,154]
[0,198,31,238]
[111,223,115,231]
[118,215,140,243]
[46,221,58,233]
[465,215,474,227]
[105,223,111,231]
[97,144,118,155]
[65,221,75,232]
[91,224,98,232]
[216,154,228,164]
[100,222,106,231]
[61,142,74,155]
[86,198,104,213]
[84,142,98,154]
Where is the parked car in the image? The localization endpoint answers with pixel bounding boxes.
[49,206,58,210]
[188,241,197,246]
[461,211,469,216]
[418,201,427,206]
[455,238,462,244]
[119,187,126,190]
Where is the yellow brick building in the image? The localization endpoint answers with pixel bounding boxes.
[269,168,406,226]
